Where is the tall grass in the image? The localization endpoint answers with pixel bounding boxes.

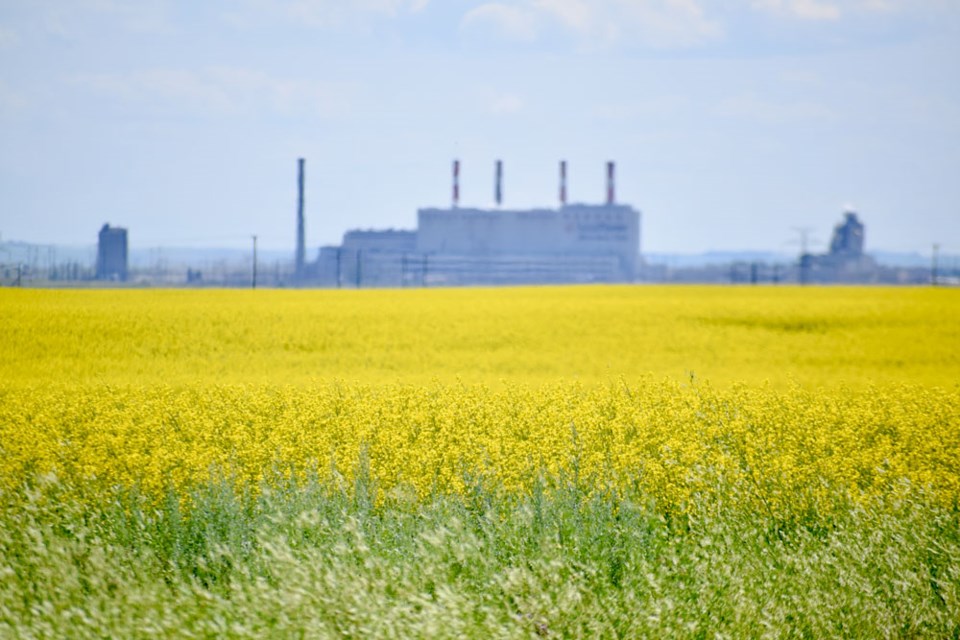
[2,470,957,638]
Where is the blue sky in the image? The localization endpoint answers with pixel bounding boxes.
[1,0,958,254]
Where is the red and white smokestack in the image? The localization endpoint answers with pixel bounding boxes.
[452,159,460,208]
[606,161,615,205]
[495,159,503,207]
[559,160,567,206]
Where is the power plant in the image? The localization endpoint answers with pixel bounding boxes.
[8,157,947,287]
[306,160,642,287]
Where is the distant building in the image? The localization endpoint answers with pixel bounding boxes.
[829,211,865,258]
[801,211,876,283]
[343,229,418,253]
[96,224,128,281]
[416,203,639,285]
[308,161,641,287]
[311,204,640,288]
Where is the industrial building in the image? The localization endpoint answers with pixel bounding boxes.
[801,211,876,283]
[96,223,128,281]
[308,160,642,287]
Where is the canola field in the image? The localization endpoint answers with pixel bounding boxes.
[3,285,958,387]
[1,286,959,638]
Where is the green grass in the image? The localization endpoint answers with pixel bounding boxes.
[2,472,958,638]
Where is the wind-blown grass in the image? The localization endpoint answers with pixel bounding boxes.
[2,470,958,639]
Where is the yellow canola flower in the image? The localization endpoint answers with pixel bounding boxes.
[2,286,957,518]
[2,286,958,388]
[1,382,957,519]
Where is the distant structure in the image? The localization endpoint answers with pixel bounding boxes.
[310,160,641,287]
[96,224,128,281]
[606,161,615,205]
[829,211,865,257]
[559,160,567,205]
[801,210,875,283]
[452,160,460,208]
[341,229,418,253]
[295,158,306,283]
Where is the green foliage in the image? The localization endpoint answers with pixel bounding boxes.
[2,473,958,638]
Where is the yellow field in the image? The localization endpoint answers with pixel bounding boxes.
[2,286,958,387]
[2,286,959,516]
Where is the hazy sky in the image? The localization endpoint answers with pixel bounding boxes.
[1,0,958,255]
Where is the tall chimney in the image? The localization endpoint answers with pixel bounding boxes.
[452,159,460,208]
[495,159,503,207]
[296,158,305,280]
[606,161,615,205]
[559,160,567,206]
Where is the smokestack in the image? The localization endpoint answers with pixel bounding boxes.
[296,158,305,280]
[606,161,615,205]
[452,159,460,208]
[495,159,503,206]
[559,160,567,206]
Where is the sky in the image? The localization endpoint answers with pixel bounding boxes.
[0,0,958,255]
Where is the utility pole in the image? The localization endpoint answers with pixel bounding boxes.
[252,235,258,289]
[932,243,940,286]
[792,226,815,285]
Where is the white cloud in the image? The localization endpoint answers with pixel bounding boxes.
[72,67,354,119]
[462,4,541,41]
[715,93,836,124]
[857,0,896,10]
[462,0,722,49]
[40,0,173,37]
[231,0,429,28]
[747,0,947,20]
[751,0,841,21]
[794,0,842,20]
[466,86,527,115]
[0,26,21,48]
[0,80,29,116]
[852,0,953,12]
[489,92,525,115]
[592,95,691,120]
